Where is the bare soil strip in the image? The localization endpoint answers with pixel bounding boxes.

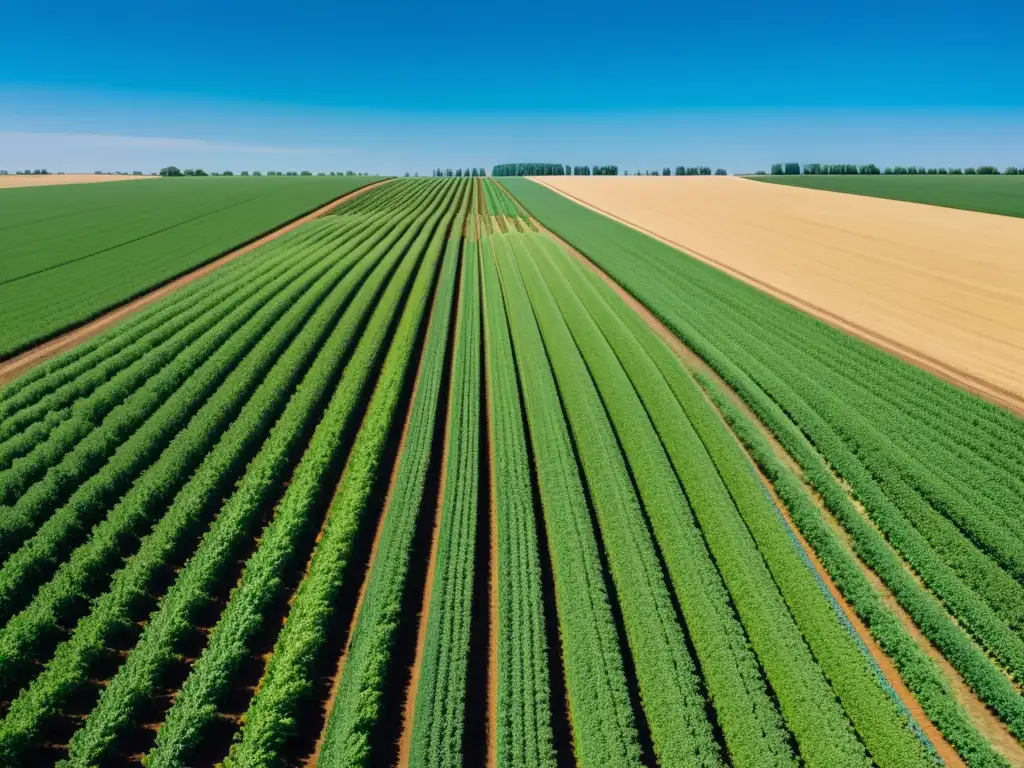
[0,179,392,387]
[532,177,1024,415]
[531,218,984,766]
[0,174,158,189]
[481,217,500,768]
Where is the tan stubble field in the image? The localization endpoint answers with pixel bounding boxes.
[0,173,157,189]
[534,176,1024,410]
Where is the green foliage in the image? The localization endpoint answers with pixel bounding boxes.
[223,181,466,768]
[749,173,1024,217]
[408,210,483,768]
[500,176,1024,765]
[316,194,466,768]
[0,175,386,356]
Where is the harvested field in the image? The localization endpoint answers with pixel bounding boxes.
[531,175,1024,409]
[0,174,157,189]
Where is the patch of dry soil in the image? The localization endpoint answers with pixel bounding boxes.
[533,176,1024,413]
[0,174,157,189]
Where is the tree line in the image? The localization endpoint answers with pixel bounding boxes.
[431,168,486,177]
[491,164,619,176]
[158,167,371,178]
[768,163,1019,176]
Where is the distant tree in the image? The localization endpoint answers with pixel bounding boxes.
[964,167,977,175]
[192,168,208,176]
[714,168,727,175]
[252,171,262,176]
[159,166,183,177]
[754,170,767,175]
[662,167,671,176]
[977,166,1000,175]
[455,168,463,177]
[221,170,234,176]
[783,162,800,175]
[1006,167,1020,175]
[300,170,312,176]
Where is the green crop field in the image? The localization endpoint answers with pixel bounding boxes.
[748,173,1024,218]
[0,176,1021,768]
[0,175,384,358]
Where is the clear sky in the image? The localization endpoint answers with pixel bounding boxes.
[2,0,1022,175]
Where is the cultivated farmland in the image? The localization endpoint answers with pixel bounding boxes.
[0,175,1021,768]
[0,175,385,359]
[750,173,1024,219]
[527,175,1024,408]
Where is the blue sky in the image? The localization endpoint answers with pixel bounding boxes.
[2,0,1022,175]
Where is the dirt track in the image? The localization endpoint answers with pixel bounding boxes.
[533,176,1024,413]
[0,179,391,387]
[0,174,157,189]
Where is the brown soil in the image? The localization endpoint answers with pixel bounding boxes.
[0,174,157,189]
[482,279,500,768]
[533,177,1024,415]
[0,179,392,387]
[531,218,996,767]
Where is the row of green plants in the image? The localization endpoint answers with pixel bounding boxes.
[490,234,645,766]
[496,177,1023,765]
[222,181,465,766]
[0,197,425,761]
[316,195,466,767]
[0,232,380,692]
[529,238,935,767]
[529,238,797,767]
[62,181,456,767]
[479,227,558,768]
[407,208,484,767]
[513,233,723,767]
[0,241,360,626]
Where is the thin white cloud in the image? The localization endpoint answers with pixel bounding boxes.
[0,131,355,154]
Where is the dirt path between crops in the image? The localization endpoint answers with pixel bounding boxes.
[532,177,1024,415]
[0,179,392,387]
[531,218,982,767]
[480,221,501,768]
[0,174,158,189]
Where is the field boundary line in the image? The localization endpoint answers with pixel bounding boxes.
[529,178,1024,416]
[0,178,394,387]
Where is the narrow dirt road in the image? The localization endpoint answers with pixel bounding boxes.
[533,176,1024,414]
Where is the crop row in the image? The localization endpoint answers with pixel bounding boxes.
[314,189,466,767]
[0,181,455,763]
[221,179,469,767]
[499,178,1022,765]
[0,174,386,356]
[407,203,484,767]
